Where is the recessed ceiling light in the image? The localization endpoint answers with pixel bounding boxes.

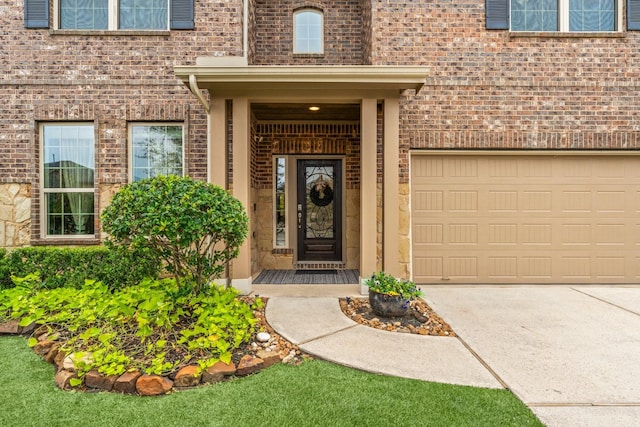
[309,106,320,112]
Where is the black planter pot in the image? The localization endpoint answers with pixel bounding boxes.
[368,289,410,317]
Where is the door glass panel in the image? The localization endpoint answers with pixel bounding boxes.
[305,165,335,239]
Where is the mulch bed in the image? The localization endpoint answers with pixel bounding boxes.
[339,297,456,337]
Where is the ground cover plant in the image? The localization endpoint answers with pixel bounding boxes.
[0,335,543,427]
[0,275,262,382]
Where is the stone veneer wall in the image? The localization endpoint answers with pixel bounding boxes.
[0,184,31,248]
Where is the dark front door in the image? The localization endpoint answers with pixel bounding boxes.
[297,159,342,262]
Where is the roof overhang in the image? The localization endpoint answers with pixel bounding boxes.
[174,62,428,111]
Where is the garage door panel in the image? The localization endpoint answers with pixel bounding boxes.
[411,154,640,284]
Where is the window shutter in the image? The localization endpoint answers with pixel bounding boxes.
[486,0,509,30]
[171,0,194,30]
[24,0,49,29]
[629,0,640,30]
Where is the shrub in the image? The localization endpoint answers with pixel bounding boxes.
[101,176,249,292]
[0,246,158,290]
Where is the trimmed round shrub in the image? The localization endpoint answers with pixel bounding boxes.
[101,176,248,292]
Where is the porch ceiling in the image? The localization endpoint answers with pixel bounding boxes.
[252,103,361,121]
[173,64,428,100]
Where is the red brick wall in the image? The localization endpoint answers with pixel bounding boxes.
[252,123,360,189]
[1,0,245,242]
[251,0,365,65]
[1,0,243,185]
[369,0,640,182]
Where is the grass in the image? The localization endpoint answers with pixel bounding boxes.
[0,336,542,427]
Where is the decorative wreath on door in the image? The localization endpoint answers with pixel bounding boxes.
[309,176,334,207]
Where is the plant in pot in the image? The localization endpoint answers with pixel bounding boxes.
[364,271,423,317]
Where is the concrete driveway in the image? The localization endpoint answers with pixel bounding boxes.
[423,286,640,427]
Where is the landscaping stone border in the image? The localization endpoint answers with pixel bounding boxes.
[0,319,301,396]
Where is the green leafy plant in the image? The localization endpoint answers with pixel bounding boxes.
[0,246,158,290]
[101,175,249,293]
[0,276,261,380]
[364,271,423,300]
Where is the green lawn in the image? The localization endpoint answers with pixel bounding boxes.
[0,336,542,427]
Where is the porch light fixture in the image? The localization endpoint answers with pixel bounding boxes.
[309,106,320,111]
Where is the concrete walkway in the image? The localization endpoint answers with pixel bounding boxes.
[261,285,640,427]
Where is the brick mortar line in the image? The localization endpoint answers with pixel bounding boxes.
[0,80,183,87]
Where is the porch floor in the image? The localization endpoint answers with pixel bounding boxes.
[253,269,359,285]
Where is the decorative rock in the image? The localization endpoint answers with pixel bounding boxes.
[256,332,271,342]
[282,350,296,365]
[19,322,35,335]
[201,368,224,384]
[85,370,118,391]
[63,352,93,371]
[0,320,20,335]
[236,355,264,376]
[207,361,236,377]
[44,343,61,364]
[34,325,49,338]
[136,375,173,396]
[173,365,201,388]
[54,349,67,369]
[55,370,78,390]
[33,340,55,357]
[113,371,141,394]
[256,349,281,369]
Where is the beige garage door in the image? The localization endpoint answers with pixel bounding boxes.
[411,154,640,284]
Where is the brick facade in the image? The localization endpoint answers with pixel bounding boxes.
[3,0,640,280]
[366,1,640,182]
[251,0,367,65]
[1,0,246,245]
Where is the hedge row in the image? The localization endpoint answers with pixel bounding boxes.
[0,246,159,290]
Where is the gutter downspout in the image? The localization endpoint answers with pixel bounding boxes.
[188,74,210,113]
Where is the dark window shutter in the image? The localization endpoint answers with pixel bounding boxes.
[486,0,509,30]
[24,0,49,28]
[629,0,640,30]
[171,0,194,30]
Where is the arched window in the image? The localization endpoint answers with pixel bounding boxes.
[293,9,324,54]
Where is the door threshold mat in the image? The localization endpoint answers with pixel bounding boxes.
[254,269,359,284]
[294,269,338,275]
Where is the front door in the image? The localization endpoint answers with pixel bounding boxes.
[297,159,342,261]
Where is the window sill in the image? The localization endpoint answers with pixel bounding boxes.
[293,53,325,58]
[32,237,101,246]
[50,29,171,37]
[272,248,293,255]
[509,31,625,38]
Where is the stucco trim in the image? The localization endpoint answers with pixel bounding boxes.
[174,64,428,95]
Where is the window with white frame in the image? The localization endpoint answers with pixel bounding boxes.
[59,0,169,30]
[511,0,618,32]
[42,124,95,237]
[274,157,287,247]
[293,9,324,54]
[130,123,184,182]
